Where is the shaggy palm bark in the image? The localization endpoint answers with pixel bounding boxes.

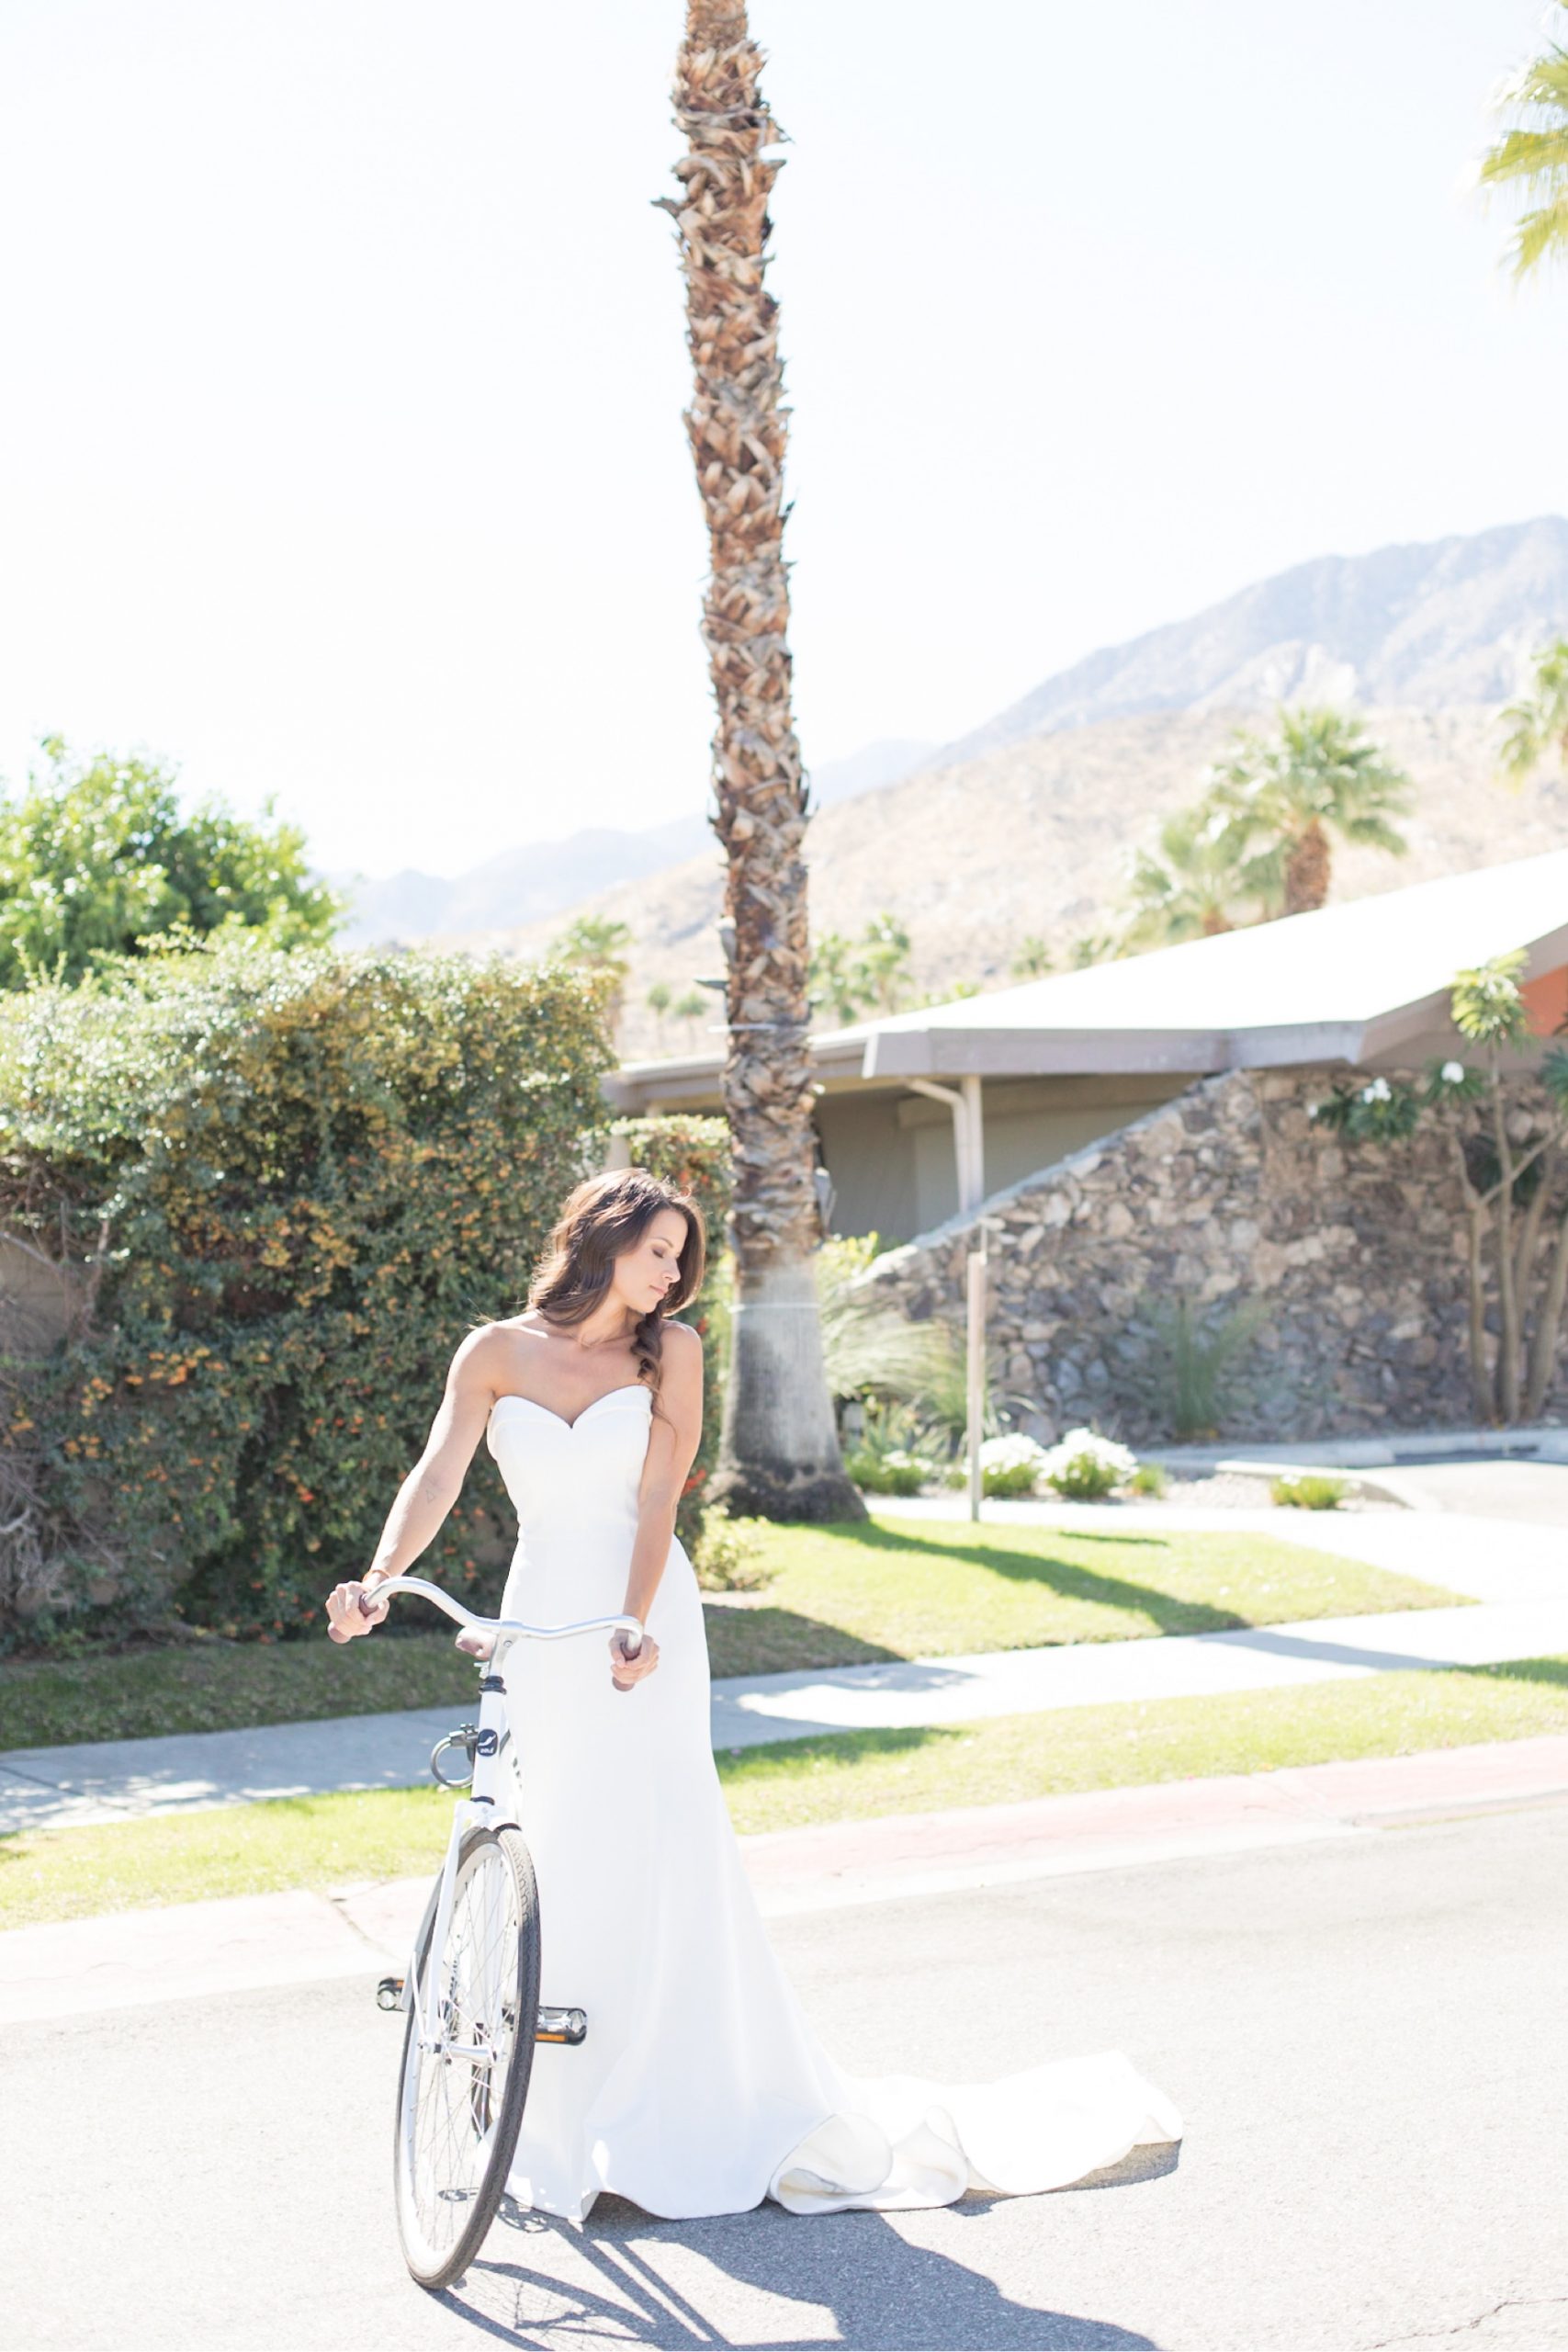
[660,1,863,1520]
[1282,819,1331,915]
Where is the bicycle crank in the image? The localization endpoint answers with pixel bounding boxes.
[373,1978,586,2045]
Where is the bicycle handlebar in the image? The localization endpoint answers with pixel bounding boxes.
[355,1572,643,1657]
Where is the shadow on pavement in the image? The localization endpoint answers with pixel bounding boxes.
[433,2158,1176,2349]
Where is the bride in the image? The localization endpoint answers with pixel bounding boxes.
[324,1168,1182,2221]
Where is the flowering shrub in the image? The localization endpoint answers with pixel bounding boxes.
[847,1444,940,1497]
[0,943,730,1649]
[1040,1427,1138,1501]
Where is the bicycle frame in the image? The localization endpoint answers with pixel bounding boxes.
[359,1574,642,2051]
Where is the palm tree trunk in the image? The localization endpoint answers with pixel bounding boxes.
[661,1,863,1521]
[1282,820,1331,915]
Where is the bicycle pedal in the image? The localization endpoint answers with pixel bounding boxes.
[375,1976,405,2011]
[535,2006,587,2046]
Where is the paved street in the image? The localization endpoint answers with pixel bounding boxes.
[5,1799,1565,2352]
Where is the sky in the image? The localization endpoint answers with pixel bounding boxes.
[0,0,1559,880]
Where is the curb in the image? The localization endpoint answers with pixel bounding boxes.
[5,1734,1566,2026]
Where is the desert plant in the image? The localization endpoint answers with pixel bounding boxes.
[1128,1461,1168,1498]
[1270,1473,1346,1511]
[1040,1428,1137,1501]
[1134,1295,1269,1439]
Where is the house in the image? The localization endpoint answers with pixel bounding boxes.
[605,849,1568,1243]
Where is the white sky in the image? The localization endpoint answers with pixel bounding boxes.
[0,0,1558,880]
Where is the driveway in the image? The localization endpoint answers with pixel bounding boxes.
[5,1799,1565,2351]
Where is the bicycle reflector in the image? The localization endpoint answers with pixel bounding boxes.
[535,2007,587,2046]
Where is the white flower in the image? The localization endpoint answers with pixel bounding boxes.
[1359,1077,1392,1104]
[977,1434,1050,1473]
[1038,1427,1138,1482]
[1441,1060,1464,1085]
[1306,1102,1320,1121]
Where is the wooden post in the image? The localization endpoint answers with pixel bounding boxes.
[965,1238,987,1521]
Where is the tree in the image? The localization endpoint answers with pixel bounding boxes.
[645,978,673,1049]
[0,739,339,988]
[1122,801,1278,947]
[671,987,709,1046]
[547,914,634,1032]
[1313,953,1568,1425]
[1010,936,1053,980]
[1499,639,1568,786]
[807,911,915,1026]
[660,1,863,1520]
[1477,3,1568,278]
[1207,706,1412,916]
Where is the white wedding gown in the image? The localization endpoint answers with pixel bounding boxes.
[488,1379,1183,2222]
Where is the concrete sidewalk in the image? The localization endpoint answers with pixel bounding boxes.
[5,1502,1564,1837]
[5,1732,1565,2025]
[6,1599,1568,1837]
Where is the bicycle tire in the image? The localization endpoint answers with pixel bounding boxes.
[392,1822,542,2290]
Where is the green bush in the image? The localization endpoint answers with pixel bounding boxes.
[1129,1462,1168,1497]
[689,1501,774,1591]
[1270,1472,1347,1511]
[1,942,635,1648]
[846,1445,935,1497]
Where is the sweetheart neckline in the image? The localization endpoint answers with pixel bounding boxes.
[489,1382,650,1435]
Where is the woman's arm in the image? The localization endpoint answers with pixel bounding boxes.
[611,1322,705,1689]
[324,1327,500,1643]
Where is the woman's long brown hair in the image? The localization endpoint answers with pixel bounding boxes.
[525,1169,706,1419]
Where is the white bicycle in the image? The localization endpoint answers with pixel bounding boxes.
[349,1573,643,2290]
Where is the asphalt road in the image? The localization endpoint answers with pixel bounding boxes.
[6,1803,1566,2352]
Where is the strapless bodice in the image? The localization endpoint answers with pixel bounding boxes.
[485,1382,652,1541]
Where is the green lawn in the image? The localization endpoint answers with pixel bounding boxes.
[4,1655,1562,1930]
[0,1515,1458,1753]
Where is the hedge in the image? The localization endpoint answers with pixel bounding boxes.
[0,942,730,1650]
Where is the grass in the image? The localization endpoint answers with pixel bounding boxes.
[699,1513,1456,1676]
[0,1515,1460,1753]
[4,1655,1564,1930]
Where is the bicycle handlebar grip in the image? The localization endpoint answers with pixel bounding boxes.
[612,1619,644,1693]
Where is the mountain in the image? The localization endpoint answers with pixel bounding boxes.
[334,517,1568,1059]
[946,515,1568,759]
[338,739,935,947]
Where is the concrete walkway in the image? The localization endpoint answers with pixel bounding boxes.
[5,1589,1567,1835]
[6,1731,1565,2024]
[4,1495,1564,1837]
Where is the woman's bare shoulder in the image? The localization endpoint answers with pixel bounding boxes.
[661,1318,703,1355]
[450,1318,534,1386]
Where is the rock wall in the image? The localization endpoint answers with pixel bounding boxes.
[849,1067,1559,1443]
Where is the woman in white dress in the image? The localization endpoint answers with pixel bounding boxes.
[325,1169,1182,2222]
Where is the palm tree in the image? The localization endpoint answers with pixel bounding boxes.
[1207,706,1412,917]
[1010,935,1053,979]
[672,987,708,1048]
[1499,639,1568,785]
[1477,4,1568,278]
[1122,801,1277,948]
[660,2,863,1521]
[549,914,634,1031]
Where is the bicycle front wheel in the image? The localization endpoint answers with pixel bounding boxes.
[393,1823,542,2290]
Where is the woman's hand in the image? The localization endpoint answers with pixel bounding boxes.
[609,1629,660,1691]
[325,1577,389,1644]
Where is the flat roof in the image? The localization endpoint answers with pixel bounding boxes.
[607,848,1568,1100]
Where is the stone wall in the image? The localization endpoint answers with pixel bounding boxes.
[848,1067,1561,1443]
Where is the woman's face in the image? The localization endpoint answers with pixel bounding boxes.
[614,1207,689,1317]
